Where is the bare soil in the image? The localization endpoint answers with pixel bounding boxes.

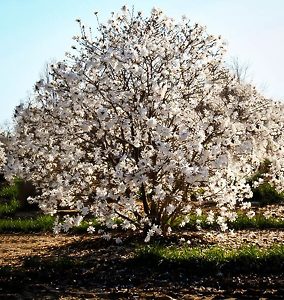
[0,231,284,299]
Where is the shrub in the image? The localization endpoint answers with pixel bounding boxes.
[251,182,284,206]
[5,7,284,240]
[248,160,284,206]
[15,178,38,211]
[0,177,39,213]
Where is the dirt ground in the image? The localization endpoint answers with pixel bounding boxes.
[0,231,284,299]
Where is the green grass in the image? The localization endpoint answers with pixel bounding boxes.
[179,213,284,231]
[0,215,55,233]
[0,184,18,198]
[0,178,22,217]
[0,177,22,201]
[0,215,104,233]
[135,243,284,274]
[0,198,20,216]
[0,212,283,233]
[72,218,103,233]
[230,213,284,230]
[2,243,283,276]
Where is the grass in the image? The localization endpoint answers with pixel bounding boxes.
[1,241,283,278]
[0,179,20,217]
[0,184,283,233]
[72,218,103,233]
[3,243,282,276]
[0,198,20,216]
[0,177,24,199]
[180,212,284,231]
[0,178,22,217]
[0,177,22,203]
[0,212,283,233]
[0,184,18,198]
[230,213,284,230]
[135,243,284,274]
[0,215,104,233]
[0,215,55,233]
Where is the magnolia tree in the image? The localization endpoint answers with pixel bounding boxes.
[5,7,284,241]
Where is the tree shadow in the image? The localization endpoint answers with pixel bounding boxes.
[0,235,284,299]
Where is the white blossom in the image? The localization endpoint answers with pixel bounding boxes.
[5,7,284,239]
[0,143,6,171]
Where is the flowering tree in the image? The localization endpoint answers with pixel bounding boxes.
[5,7,284,241]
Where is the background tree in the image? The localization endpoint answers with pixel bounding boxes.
[5,7,284,241]
[229,57,250,83]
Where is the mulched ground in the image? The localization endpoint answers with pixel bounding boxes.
[0,230,284,299]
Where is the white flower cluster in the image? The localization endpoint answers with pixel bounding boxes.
[0,144,6,171]
[0,133,6,172]
[5,7,284,240]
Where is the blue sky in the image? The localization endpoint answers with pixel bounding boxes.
[0,0,283,125]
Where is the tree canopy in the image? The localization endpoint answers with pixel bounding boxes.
[5,7,284,241]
